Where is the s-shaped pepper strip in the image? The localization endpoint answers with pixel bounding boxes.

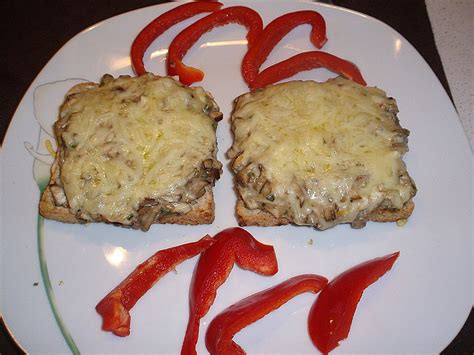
[180,227,278,355]
[167,6,263,86]
[131,2,223,76]
[241,10,327,86]
[95,236,214,337]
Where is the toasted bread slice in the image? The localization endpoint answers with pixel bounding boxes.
[40,74,222,231]
[228,78,417,230]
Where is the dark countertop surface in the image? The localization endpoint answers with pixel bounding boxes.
[1,1,472,354]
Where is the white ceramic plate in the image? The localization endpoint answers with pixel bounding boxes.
[1,1,471,353]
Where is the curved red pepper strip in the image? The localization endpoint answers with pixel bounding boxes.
[95,236,214,337]
[250,50,367,90]
[167,6,263,86]
[242,10,327,86]
[181,227,278,355]
[205,274,328,355]
[308,251,400,354]
[130,2,223,76]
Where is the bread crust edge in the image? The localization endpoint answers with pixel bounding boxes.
[236,197,415,228]
[39,185,215,229]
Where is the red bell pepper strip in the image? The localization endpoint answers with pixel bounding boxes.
[95,236,214,337]
[250,50,367,90]
[308,251,400,354]
[205,274,328,355]
[181,227,278,355]
[167,6,263,86]
[241,10,327,86]
[130,2,223,76]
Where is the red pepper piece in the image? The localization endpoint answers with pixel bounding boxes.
[308,251,400,354]
[250,50,367,90]
[130,2,223,76]
[242,10,327,86]
[95,236,214,337]
[181,227,278,355]
[205,274,328,355]
[167,6,263,86]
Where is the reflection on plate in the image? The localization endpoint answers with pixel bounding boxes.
[1,1,471,354]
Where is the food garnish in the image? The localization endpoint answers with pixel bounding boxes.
[205,274,327,355]
[181,227,278,355]
[131,4,366,89]
[131,1,223,75]
[95,236,214,336]
[249,50,367,90]
[308,252,400,353]
[166,6,263,86]
[241,10,327,86]
[95,226,399,354]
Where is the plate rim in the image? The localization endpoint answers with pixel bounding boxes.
[0,1,471,354]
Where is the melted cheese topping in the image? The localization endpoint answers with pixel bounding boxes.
[229,77,416,229]
[57,74,219,224]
